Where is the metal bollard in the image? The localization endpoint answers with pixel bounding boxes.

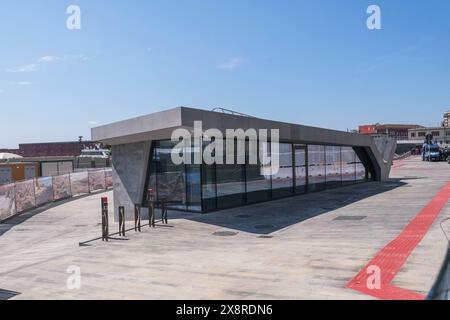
[101,197,109,242]
[161,200,168,224]
[134,204,141,232]
[118,206,126,236]
[150,201,155,228]
[148,189,156,228]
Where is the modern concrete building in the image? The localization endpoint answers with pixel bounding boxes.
[92,107,395,218]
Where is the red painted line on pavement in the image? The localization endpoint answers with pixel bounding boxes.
[392,160,404,169]
[347,182,450,300]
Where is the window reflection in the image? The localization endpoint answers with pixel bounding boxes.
[308,145,326,191]
[144,139,371,212]
[342,146,356,184]
[246,141,271,203]
[326,146,342,188]
[201,164,216,211]
[151,140,187,210]
[272,143,294,198]
[294,145,307,194]
[355,152,366,182]
[186,165,201,211]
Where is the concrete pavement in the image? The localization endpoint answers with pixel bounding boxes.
[0,156,449,299]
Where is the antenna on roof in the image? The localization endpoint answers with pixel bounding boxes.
[211,107,256,118]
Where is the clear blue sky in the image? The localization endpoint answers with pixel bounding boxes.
[0,0,449,148]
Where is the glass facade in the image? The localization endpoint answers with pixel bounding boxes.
[144,139,370,212]
[342,146,356,185]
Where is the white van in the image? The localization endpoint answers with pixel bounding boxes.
[78,149,110,159]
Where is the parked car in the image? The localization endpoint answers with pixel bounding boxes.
[422,143,442,161]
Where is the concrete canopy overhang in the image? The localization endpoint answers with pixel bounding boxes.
[94,107,369,146]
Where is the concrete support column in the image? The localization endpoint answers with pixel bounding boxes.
[112,141,151,221]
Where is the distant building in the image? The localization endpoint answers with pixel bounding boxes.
[408,127,450,145]
[358,124,378,135]
[408,111,450,145]
[359,123,423,141]
[443,110,450,128]
[0,141,104,157]
[92,106,394,216]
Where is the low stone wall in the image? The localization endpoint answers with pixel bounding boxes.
[0,169,113,223]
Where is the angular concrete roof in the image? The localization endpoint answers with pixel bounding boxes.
[92,106,372,147]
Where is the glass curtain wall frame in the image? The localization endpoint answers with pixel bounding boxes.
[144,139,372,213]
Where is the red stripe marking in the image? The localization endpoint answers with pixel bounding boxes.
[392,160,404,169]
[347,182,450,300]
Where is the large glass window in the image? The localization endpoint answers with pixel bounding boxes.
[246,141,271,203]
[216,139,245,209]
[186,165,201,211]
[341,146,356,185]
[272,143,294,198]
[308,145,326,191]
[294,145,307,194]
[144,139,372,213]
[152,140,187,210]
[216,164,245,209]
[355,151,366,182]
[201,164,217,211]
[326,146,342,188]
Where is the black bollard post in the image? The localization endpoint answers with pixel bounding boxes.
[119,206,126,236]
[101,197,109,242]
[150,201,155,228]
[134,204,141,232]
[148,189,156,228]
[164,203,168,224]
[161,199,168,225]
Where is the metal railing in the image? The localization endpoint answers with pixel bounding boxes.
[0,168,113,223]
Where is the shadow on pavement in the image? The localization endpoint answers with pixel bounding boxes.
[168,179,408,235]
[0,191,109,237]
